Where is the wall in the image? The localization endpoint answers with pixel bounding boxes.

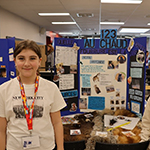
[0,7,46,45]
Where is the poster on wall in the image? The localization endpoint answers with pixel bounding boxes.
[54,38,80,116]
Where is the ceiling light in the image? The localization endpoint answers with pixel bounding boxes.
[59,32,73,35]
[100,22,124,25]
[120,28,149,33]
[140,33,150,36]
[52,22,76,24]
[77,13,94,17]
[38,13,70,16]
[147,23,150,25]
[101,0,142,4]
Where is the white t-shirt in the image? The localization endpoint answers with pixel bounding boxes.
[0,77,66,150]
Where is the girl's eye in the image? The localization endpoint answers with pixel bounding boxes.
[30,57,36,60]
[18,57,24,60]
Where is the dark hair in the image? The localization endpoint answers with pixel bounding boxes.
[14,40,42,59]
[47,44,54,55]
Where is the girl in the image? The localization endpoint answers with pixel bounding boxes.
[0,40,66,150]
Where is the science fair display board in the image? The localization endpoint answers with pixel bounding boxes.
[0,37,16,85]
[127,37,147,116]
[54,38,80,116]
[54,29,146,116]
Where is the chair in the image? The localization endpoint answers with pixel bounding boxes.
[64,140,86,150]
[95,141,149,150]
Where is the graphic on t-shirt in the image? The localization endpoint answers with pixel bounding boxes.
[13,96,44,119]
[13,105,43,118]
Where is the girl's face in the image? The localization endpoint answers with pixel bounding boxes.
[14,49,42,79]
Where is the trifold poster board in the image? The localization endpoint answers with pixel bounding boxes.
[53,30,147,117]
[0,37,16,85]
[79,40,127,112]
[127,37,147,117]
[54,38,80,116]
[79,37,146,118]
[54,29,147,115]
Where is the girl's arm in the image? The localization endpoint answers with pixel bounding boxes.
[50,111,64,150]
[0,117,7,150]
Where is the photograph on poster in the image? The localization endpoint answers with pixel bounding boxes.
[110,106,115,110]
[116,100,120,105]
[115,72,126,82]
[107,61,119,69]
[69,102,77,112]
[127,76,132,84]
[93,72,100,82]
[79,98,87,109]
[121,100,125,105]
[110,100,114,104]
[56,63,65,74]
[132,79,140,89]
[136,50,145,64]
[116,91,120,97]
[106,85,115,93]
[81,88,91,96]
[70,64,77,74]
[94,85,101,94]
[117,55,126,64]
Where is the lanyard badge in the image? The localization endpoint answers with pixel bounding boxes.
[17,76,39,134]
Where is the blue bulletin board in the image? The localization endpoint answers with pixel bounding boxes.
[0,37,16,85]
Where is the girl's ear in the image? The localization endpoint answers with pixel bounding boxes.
[39,58,42,66]
[14,58,17,67]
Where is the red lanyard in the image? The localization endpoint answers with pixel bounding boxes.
[17,76,39,133]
